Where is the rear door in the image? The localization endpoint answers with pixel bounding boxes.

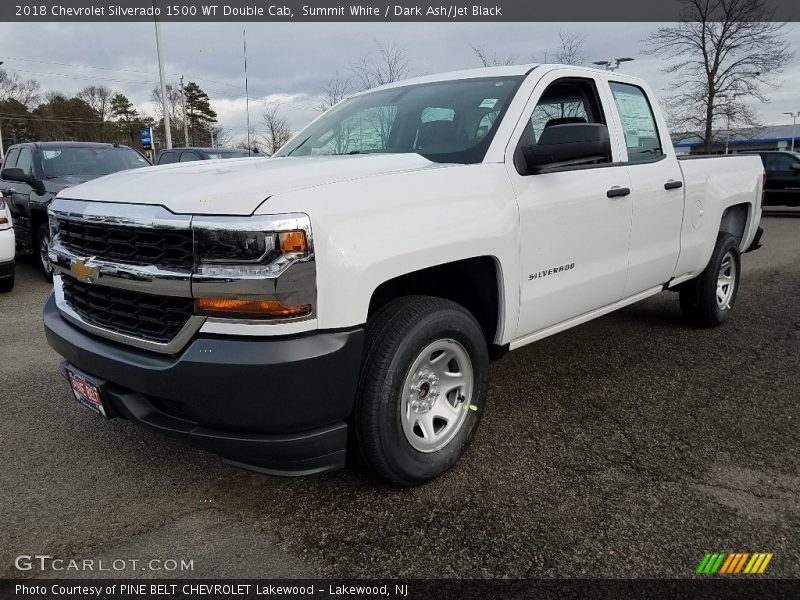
[604,81,684,295]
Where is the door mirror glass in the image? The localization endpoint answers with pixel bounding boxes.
[522,123,611,172]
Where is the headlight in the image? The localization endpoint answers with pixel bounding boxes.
[192,214,315,319]
[195,222,309,277]
[0,197,10,229]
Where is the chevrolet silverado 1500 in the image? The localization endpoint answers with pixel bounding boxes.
[44,65,764,484]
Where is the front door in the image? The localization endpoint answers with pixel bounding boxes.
[508,73,633,338]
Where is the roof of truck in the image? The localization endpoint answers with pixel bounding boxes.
[360,63,630,95]
[31,141,132,149]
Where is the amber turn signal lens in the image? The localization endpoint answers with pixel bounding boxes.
[197,298,311,317]
[279,230,307,253]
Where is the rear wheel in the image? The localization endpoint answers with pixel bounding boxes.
[679,232,740,327]
[355,296,489,485]
[37,224,53,282]
[0,274,13,293]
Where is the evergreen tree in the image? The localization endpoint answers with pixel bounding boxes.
[183,82,217,146]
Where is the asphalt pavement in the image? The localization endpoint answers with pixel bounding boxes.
[1,214,798,580]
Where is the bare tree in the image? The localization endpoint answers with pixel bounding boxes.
[351,41,410,91]
[469,43,518,67]
[0,69,41,107]
[644,0,793,153]
[210,125,233,148]
[318,72,354,112]
[77,85,114,139]
[261,104,293,154]
[150,84,184,144]
[554,32,587,65]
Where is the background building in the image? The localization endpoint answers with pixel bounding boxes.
[673,125,800,155]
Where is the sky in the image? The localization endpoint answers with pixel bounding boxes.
[0,21,798,144]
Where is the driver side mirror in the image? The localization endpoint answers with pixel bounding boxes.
[518,123,611,174]
[1,168,45,193]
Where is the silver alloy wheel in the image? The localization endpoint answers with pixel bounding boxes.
[40,232,53,274]
[716,250,737,310]
[400,338,473,453]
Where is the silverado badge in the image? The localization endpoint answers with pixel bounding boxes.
[70,258,99,283]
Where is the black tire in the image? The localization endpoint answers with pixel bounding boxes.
[36,224,53,282]
[355,295,489,485]
[679,232,741,327]
[0,274,13,293]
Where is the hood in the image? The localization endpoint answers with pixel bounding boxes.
[44,174,93,193]
[57,154,442,215]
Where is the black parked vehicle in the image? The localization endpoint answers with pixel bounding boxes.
[0,142,151,280]
[749,151,800,207]
[154,147,267,165]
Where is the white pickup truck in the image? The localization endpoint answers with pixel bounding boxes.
[44,64,764,485]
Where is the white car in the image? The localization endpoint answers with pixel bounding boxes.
[0,190,14,292]
[44,64,764,484]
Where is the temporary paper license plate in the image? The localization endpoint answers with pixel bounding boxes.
[67,369,107,418]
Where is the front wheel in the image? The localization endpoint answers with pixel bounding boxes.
[37,224,54,282]
[355,296,489,485]
[679,232,741,327]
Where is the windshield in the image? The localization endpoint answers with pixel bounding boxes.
[276,76,524,164]
[41,147,150,179]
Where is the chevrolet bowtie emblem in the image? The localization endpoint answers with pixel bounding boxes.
[70,259,98,283]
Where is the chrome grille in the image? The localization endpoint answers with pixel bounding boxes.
[57,218,194,271]
[61,277,194,345]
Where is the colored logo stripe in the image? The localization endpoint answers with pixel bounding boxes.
[697,552,773,574]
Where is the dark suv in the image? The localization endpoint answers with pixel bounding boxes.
[154,147,265,165]
[750,151,800,207]
[0,142,151,279]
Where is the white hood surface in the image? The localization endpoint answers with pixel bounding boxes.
[57,154,440,215]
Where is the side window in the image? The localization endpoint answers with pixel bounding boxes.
[516,78,608,172]
[158,151,178,164]
[528,86,591,142]
[179,151,200,162]
[773,153,795,171]
[3,148,20,170]
[609,82,663,162]
[16,148,33,176]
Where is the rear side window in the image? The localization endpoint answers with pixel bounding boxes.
[159,152,178,164]
[609,82,664,163]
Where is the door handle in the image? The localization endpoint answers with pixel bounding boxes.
[606,186,631,198]
[664,180,683,190]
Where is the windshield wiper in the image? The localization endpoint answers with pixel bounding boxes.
[286,135,312,156]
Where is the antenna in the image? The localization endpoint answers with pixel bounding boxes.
[243,29,251,157]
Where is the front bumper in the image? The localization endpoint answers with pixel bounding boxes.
[44,294,364,475]
[0,259,13,279]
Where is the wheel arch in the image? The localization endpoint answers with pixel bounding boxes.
[367,256,507,357]
[718,203,750,250]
